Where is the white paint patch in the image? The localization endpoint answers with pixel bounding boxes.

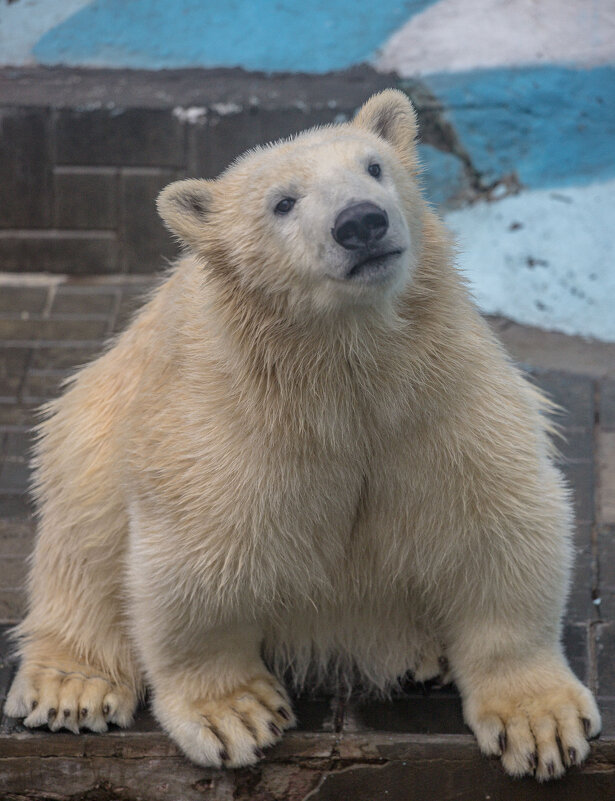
[172,106,207,124]
[210,102,242,116]
[444,179,615,342]
[376,0,615,76]
[0,0,91,66]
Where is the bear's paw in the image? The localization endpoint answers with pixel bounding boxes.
[464,663,601,782]
[5,663,137,733]
[158,673,296,768]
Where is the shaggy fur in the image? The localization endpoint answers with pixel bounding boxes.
[5,91,600,780]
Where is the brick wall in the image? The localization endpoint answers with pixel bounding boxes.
[0,103,368,274]
[0,67,476,276]
[0,67,414,275]
[0,104,180,274]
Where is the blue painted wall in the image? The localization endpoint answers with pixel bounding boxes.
[424,66,615,188]
[34,0,437,72]
[27,1,614,193]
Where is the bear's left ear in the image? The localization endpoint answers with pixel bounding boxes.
[353,90,418,158]
[157,178,217,247]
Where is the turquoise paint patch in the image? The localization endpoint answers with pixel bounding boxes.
[418,144,467,208]
[34,0,437,72]
[421,66,615,189]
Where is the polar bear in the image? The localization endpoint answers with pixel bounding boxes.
[5,90,600,781]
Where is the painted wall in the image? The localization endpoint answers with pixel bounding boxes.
[1,0,614,341]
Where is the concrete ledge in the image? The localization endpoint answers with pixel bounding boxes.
[0,65,398,109]
[1,728,614,800]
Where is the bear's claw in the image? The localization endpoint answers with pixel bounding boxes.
[157,673,296,768]
[5,663,137,733]
[465,667,601,782]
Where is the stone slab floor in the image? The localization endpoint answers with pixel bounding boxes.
[0,275,614,799]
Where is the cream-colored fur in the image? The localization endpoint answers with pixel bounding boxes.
[5,91,600,780]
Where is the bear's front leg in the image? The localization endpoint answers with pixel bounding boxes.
[126,516,295,767]
[447,565,601,784]
[142,623,295,767]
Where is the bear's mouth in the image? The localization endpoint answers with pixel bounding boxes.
[346,249,403,281]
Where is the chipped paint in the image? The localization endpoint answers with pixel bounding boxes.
[172,106,207,124]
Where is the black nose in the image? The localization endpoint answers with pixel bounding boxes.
[332,202,389,251]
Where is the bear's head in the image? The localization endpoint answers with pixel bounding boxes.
[157,90,426,316]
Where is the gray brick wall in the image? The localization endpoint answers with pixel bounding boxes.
[0,79,372,275]
[0,105,187,274]
[0,102,357,275]
[0,66,472,276]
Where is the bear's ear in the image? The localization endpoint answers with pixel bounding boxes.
[353,90,418,157]
[157,179,216,246]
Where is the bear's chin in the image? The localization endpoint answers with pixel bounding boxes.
[323,249,410,297]
[345,249,405,283]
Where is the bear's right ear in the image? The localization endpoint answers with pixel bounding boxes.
[156,179,216,246]
[353,90,418,161]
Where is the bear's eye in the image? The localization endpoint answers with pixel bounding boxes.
[368,163,382,179]
[274,197,296,215]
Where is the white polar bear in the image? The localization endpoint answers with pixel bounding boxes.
[5,90,600,781]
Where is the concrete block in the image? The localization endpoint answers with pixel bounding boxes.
[119,170,179,272]
[0,518,35,557]
[2,431,33,461]
[598,432,615,525]
[601,380,615,431]
[0,107,52,228]
[0,554,28,588]
[0,232,118,274]
[0,286,49,315]
[113,283,155,331]
[344,694,465,735]
[561,459,595,525]
[0,585,25,623]
[55,108,185,167]
[0,459,30,492]
[598,525,615,622]
[596,623,615,696]
[30,343,104,370]
[0,347,29,399]
[51,286,118,316]
[529,370,595,431]
[0,316,108,342]
[187,106,334,178]
[563,622,589,683]
[21,370,69,402]
[0,403,37,426]
[0,493,34,519]
[54,168,118,229]
[568,523,596,623]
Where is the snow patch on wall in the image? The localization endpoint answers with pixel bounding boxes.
[445,179,615,342]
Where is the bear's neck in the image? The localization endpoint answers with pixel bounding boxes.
[185,223,470,437]
[207,266,404,377]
